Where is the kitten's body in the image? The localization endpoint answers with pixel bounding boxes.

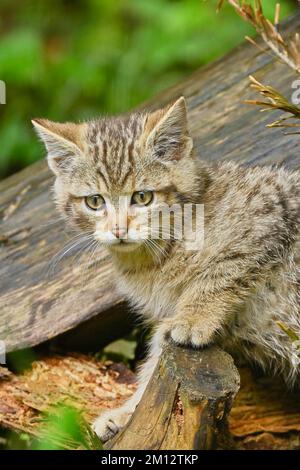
[116,162,300,379]
[33,97,300,442]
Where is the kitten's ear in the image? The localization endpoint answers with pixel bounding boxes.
[146,96,192,162]
[31,119,86,176]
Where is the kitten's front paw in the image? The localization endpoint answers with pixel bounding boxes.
[165,318,213,348]
[92,407,133,443]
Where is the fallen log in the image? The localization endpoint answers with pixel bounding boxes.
[1,12,300,352]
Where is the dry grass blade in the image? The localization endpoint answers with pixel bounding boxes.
[218,1,300,73]
[276,321,300,347]
[247,76,300,115]
[245,75,300,128]
[217,1,300,131]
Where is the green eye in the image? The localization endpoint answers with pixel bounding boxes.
[85,194,105,210]
[131,190,153,206]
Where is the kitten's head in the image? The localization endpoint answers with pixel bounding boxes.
[32,97,200,255]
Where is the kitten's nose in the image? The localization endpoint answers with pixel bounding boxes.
[112,227,127,239]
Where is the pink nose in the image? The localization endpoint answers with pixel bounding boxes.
[112,227,127,239]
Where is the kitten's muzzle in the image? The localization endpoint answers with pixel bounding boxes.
[112,227,128,239]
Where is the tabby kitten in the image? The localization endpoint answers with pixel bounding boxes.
[32,97,300,442]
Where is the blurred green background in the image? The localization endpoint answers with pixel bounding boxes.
[0,0,296,180]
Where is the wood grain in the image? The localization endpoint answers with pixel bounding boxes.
[229,366,300,450]
[0,13,300,351]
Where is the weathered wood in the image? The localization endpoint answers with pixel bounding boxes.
[108,343,240,450]
[229,366,300,450]
[1,13,300,351]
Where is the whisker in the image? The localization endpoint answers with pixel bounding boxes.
[45,233,94,278]
[78,239,101,278]
[146,239,166,264]
[144,239,159,262]
[150,238,168,256]
[147,227,182,241]
[39,217,65,229]
[71,238,96,270]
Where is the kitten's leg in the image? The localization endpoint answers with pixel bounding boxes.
[164,235,292,349]
[93,331,162,442]
[162,293,228,348]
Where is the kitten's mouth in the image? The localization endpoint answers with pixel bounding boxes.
[108,239,141,252]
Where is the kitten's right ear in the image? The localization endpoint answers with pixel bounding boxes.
[145,96,192,163]
[31,119,86,176]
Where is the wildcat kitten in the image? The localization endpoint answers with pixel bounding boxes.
[32,97,300,442]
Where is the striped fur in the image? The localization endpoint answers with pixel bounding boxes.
[33,97,300,442]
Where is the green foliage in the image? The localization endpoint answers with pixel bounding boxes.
[7,348,37,373]
[2,403,103,450]
[32,404,103,450]
[0,0,295,178]
[4,350,103,450]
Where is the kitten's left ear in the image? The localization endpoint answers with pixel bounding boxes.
[32,119,86,176]
[146,96,193,162]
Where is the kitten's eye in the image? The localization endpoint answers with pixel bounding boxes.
[85,194,105,210]
[131,190,153,206]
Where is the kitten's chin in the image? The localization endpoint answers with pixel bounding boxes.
[108,241,142,253]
